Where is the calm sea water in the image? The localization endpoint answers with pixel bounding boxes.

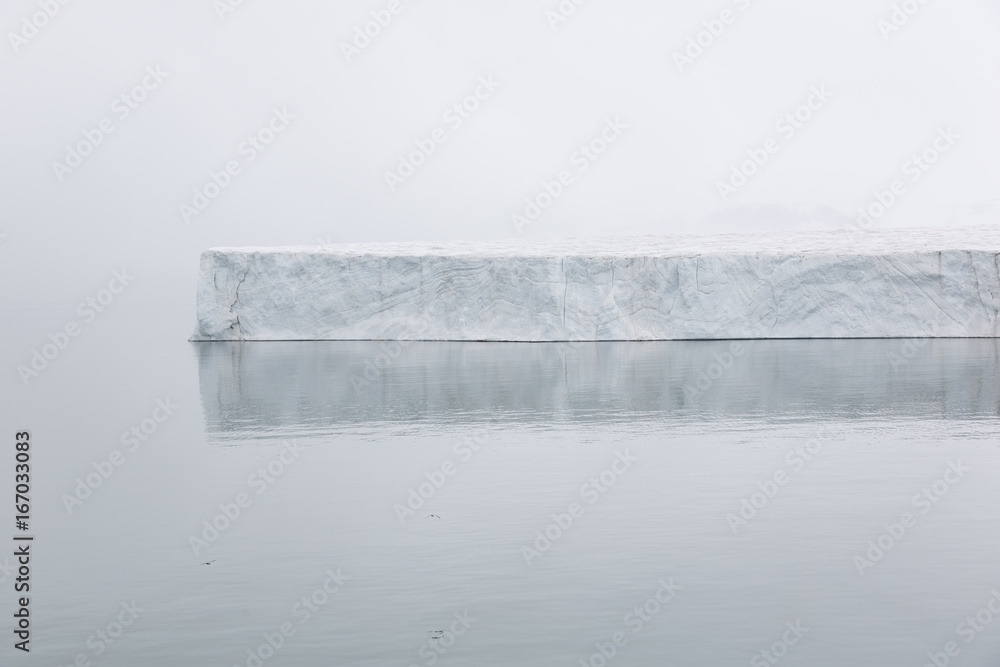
[3,304,999,666]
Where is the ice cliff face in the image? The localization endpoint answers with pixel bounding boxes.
[191,228,1000,341]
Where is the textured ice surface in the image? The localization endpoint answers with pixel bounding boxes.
[191,227,1000,341]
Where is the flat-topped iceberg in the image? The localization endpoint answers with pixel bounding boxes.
[191,227,1000,341]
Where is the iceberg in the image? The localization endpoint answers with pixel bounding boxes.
[191,227,1000,341]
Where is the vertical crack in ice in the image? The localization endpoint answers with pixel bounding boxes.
[993,252,1000,334]
[659,260,681,323]
[228,258,251,341]
[610,260,617,335]
[561,257,568,334]
[767,273,779,337]
[966,252,990,330]
[608,259,626,338]
[967,251,997,329]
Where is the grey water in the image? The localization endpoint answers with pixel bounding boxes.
[4,305,1000,665]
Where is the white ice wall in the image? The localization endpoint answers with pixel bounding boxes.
[192,228,1000,341]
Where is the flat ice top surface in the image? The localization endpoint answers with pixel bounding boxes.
[209,226,1000,258]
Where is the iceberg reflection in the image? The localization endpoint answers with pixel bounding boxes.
[195,339,1000,440]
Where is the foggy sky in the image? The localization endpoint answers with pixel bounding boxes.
[2,0,999,311]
